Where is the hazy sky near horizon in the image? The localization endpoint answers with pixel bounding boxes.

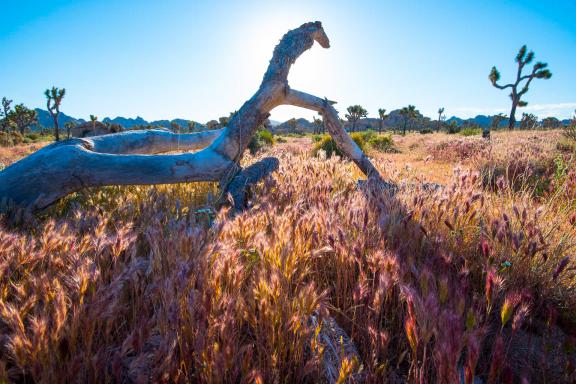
[1,0,575,123]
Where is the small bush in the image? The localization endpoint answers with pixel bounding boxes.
[368,134,397,153]
[561,121,576,141]
[357,130,376,142]
[311,134,324,142]
[0,131,25,147]
[248,128,275,154]
[276,136,287,143]
[459,127,482,136]
[26,132,40,141]
[447,125,460,134]
[419,128,433,134]
[312,132,367,158]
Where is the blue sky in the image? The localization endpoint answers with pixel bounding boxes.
[1,0,575,123]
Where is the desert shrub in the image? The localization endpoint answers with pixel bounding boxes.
[368,134,398,153]
[459,127,482,136]
[247,128,275,154]
[276,136,287,143]
[312,132,367,158]
[447,125,460,134]
[357,130,376,142]
[311,134,324,142]
[419,128,433,134]
[561,120,576,141]
[283,132,305,138]
[0,131,25,147]
[26,132,40,141]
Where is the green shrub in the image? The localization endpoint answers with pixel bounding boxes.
[419,128,433,134]
[26,133,40,141]
[312,134,324,142]
[276,136,287,143]
[368,134,397,153]
[447,125,460,134]
[459,128,482,136]
[247,128,275,155]
[357,130,376,142]
[0,131,25,147]
[312,132,367,158]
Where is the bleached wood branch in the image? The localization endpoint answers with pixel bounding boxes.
[0,21,382,212]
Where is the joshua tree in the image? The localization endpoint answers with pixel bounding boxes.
[491,113,507,129]
[489,45,552,130]
[345,105,367,132]
[1,98,14,132]
[542,117,561,129]
[484,113,506,139]
[399,105,417,135]
[89,115,98,135]
[313,116,323,134]
[8,104,37,134]
[377,108,388,134]
[437,107,445,132]
[64,121,76,139]
[520,113,538,130]
[45,87,66,141]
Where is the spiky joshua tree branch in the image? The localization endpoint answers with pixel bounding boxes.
[45,87,66,141]
[489,45,552,130]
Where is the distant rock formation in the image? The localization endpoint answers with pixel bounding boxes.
[34,108,84,129]
[29,108,570,135]
[271,118,315,134]
[102,116,148,128]
[70,121,116,137]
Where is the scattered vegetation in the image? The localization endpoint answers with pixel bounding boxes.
[0,131,53,147]
[1,129,574,382]
[367,133,397,152]
[460,127,482,136]
[313,132,367,157]
[313,131,397,157]
[247,127,275,154]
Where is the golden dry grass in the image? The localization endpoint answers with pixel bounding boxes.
[0,129,575,383]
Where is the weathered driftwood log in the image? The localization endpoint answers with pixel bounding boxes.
[0,21,382,212]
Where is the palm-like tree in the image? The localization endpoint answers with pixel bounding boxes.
[377,108,388,134]
[90,115,98,136]
[437,107,445,132]
[64,121,76,139]
[399,105,417,135]
[45,87,66,141]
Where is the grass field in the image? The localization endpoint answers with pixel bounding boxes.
[1,130,575,383]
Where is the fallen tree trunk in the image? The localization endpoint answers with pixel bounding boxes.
[0,21,382,212]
